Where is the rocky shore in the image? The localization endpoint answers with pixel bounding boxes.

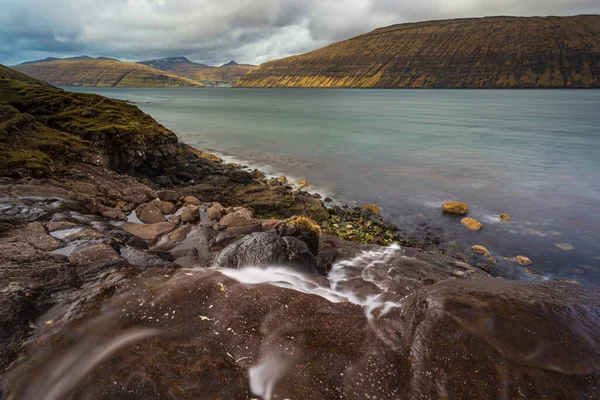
[1,64,599,399]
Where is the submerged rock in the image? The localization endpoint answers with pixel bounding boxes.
[443,201,468,215]
[500,213,512,221]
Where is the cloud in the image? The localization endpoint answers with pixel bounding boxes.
[0,0,598,66]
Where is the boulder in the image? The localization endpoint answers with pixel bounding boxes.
[136,204,167,224]
[360,203,381,216]
[297,179,310,189]
[212,231,317,274]
[276,216,321,256]
[516,255,533,266]
[157,190,180,202]
[207,205,224,221]
[68,243,121,266]
[152,200,178,215]
[227,170,253,184]
[471,245,491,257]
[461,217,483,231]
[220,209,254,228]
[180,205,200,223]
[250,169,266,179]
[277,176,288,184]
[500,213,512,222]
[443,201,468,215]
[183,196,201,206]
[121,222,177,242]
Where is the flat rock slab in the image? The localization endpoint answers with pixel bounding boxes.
[69,243,121,266]
[122,222,177,242]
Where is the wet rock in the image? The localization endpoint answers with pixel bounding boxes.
[180,205,200,223]
[471,245,491,257]
[500,213,512,221]
[153,175,172,187]
[220,209,254,228]
[121,222,177,242]
[227,170,253,184]
[157,190,180,202]
[250,169,266,179]
[276,216,321,256]
[443,201,468,215]
[297,179,310,189]
[360,203,381,216]
[461,217,483,231]
[68,243,122,266]
[152,200,178,215]
[136,203,167,224]
[316,249,336,275]
[516,255,533,266]
[183,196,201,206]
[454,252,468,262]
[100,207,127,221]
[165,214,181,225]
[4,222,62,252]
[212,231,316,273]
[277,176,288,184]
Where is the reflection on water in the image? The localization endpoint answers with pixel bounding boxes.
[65,87,600,284]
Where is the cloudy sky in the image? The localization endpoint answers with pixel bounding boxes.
[1,0,598,66]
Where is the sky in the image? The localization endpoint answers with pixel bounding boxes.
[1,0,598,66]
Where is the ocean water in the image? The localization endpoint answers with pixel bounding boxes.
[67,87,600,285]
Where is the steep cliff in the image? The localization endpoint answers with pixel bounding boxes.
[235,15,600,88]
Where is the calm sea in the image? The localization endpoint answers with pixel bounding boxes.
[67,87,600,285]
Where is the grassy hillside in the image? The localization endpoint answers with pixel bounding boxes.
[139,57,255,85]
[0,64,179,177]
[235,15,600,88]
[12,58,205,87]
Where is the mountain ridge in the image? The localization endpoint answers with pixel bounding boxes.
[235,15,600,89]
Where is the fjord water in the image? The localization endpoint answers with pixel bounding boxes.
[68,87,600,285]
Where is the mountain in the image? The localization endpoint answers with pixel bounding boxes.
[139,57,255,86]
[12,58,205,87]
[235,15,600,89]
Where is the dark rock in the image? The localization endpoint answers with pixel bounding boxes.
[227,170,253,184]
[250,169,266,179]
[157,190,180,202]
[316,250,336,275]
[153,175,172,187]
[212,231,317,273]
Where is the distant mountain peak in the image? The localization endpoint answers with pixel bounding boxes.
[221,60,239,67]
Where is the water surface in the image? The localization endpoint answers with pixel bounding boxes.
[67,87,600,285]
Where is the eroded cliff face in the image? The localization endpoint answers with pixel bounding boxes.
[236,15,600,89]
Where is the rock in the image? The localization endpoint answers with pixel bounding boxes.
[277,216,321,256]
[471,245,491,257]
[121,222,177,242]
[556,243,574,251]
[152,200,178,215]
[4,222,62,251]
[175,171,195,182]
[277,176,288,184]
[219,210,254,227]
[360,203,381,216]
[180,205,200,223]
[461,217,483,231]
[297,179,310,189]
[153,175,172,187]
[100,207,127,221]
[324,197,333,203]
[267,178,280,187]
[250,169,266,179]
[183,196,201,206]
[453,253,467,262]
[136,204,167,224]
[207,205,224,221]
[166,214,181,225]
[157,190,180,202]
[316,250,336,275]
[227,170,253,184]
[516,255,533,266]
[212,231,317,274]
[500,213,512,221]
[68,243,121,266]
[443,201,468,215]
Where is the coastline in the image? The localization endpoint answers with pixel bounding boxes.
[2,68,599,398]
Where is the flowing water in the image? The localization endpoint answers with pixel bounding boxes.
[67,87,600,285]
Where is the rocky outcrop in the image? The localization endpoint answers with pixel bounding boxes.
[236,15,600,89]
